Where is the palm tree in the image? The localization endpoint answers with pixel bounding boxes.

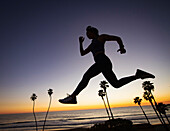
[134,97,150,124]
[142,81,166,125]
[30,93,38,131]
[143,91,164,125]
[43,89,53,131]
[142,81,154,93]
[157,103,170,124]
[98,90,111,120]
[100,81,114,119]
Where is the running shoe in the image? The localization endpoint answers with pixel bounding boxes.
[59,94,77,104]
[136,69,155,79]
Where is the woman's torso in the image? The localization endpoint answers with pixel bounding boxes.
[89,38,105,57]
[89,37,112,67]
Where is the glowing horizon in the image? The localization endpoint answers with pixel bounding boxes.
[1,98,170,115]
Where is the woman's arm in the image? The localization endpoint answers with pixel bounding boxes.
[100,34,126,54]
[79,36,91,56]
[100,34,124,47]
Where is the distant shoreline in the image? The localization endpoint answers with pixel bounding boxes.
[1,104,170,115]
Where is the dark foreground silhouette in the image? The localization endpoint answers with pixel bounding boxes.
[59,26,155,104]
[66,122,170,131]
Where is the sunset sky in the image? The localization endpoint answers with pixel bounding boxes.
[0,0,170,114]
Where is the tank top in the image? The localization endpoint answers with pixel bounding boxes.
[89,38,105,57]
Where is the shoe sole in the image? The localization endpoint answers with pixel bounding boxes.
[137,69,155,79]
[59,100,77,104]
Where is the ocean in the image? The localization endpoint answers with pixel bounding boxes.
[0,106,170,131]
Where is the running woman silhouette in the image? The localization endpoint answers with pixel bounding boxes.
[59,26,155,104]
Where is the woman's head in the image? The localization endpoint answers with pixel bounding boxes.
[86,26,99,39]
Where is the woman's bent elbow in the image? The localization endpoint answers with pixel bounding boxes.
[80,53,85,56]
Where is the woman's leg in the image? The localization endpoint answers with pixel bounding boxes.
[59,63,101,104]
[98,55,137,88]
[96,54,137,88]
[102,69,137,88]
[72,63,101,96]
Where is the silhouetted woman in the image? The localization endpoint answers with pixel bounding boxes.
[59,26,155,104]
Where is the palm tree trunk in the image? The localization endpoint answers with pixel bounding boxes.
[102,97,110,120]
[139,105,150,124]
[149,99,169,131]
[164,113,170,125]
[105,92,114,119]
[149,99,164,125]
[43,96,52,131]
[33,101,38,131]
[151,94,166,125]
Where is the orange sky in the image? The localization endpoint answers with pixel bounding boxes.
[1,95,169,114]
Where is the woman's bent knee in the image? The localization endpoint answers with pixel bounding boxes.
[110,82,121,88]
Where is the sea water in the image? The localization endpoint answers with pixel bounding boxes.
[0,106,169,131]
